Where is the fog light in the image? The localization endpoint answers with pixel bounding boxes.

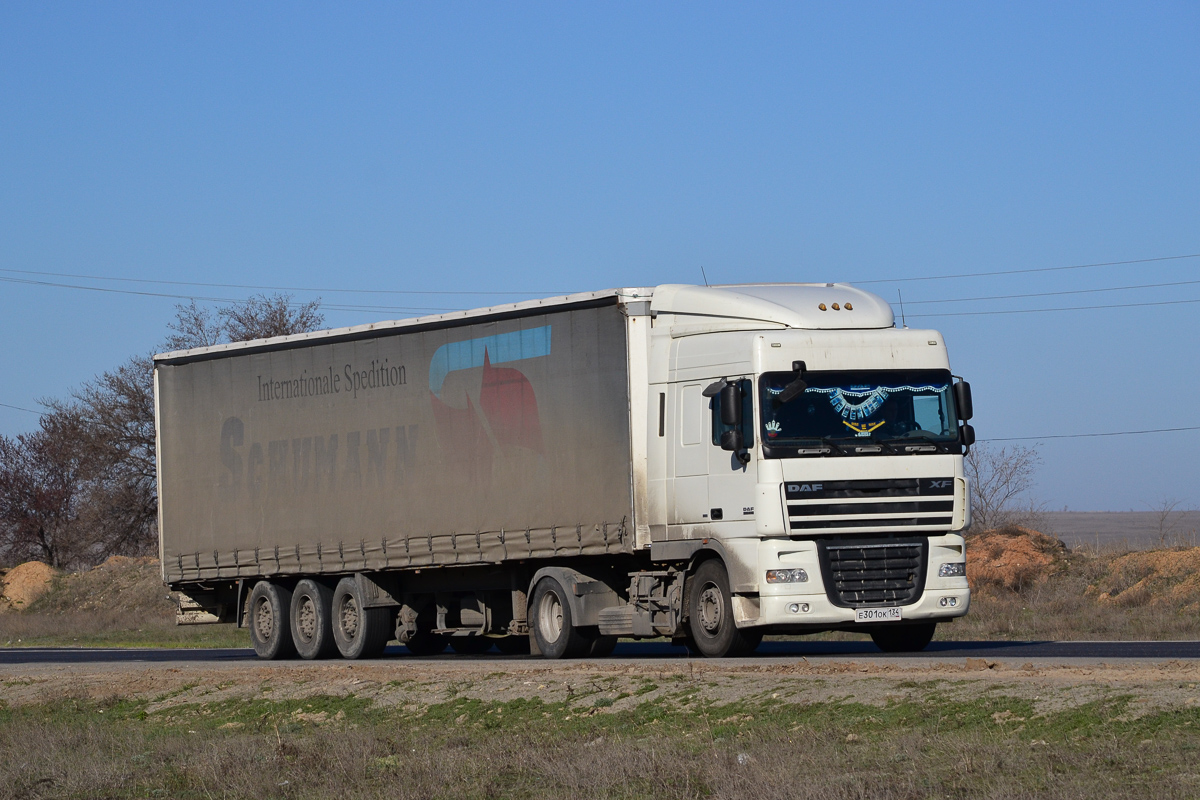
[766,568,809,584]
[939,597,948,607]
[938,562,966,578]
[949,597,958,607]
[786,603,810,614]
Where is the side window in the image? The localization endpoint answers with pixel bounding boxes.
[710,379,754,447]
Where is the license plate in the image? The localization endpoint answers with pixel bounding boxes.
[855,607,902,623]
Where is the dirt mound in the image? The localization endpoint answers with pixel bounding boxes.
[1,561,61,610]
[1090,548,1200,609]
[25,556,171,619]
[967,526,1067,592]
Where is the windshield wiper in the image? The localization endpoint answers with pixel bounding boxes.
[879,434,943,452]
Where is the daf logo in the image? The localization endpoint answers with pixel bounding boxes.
[928,480,952,488]
[787,483,823,492]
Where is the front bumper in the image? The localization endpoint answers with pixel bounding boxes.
[736,534,971,629]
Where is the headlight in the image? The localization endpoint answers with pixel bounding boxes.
[938,562,966,578]
[766,568,809,584]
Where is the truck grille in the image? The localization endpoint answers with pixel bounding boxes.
[817,538,927,607]
[785,478,954,532]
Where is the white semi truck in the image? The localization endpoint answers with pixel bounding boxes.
[155,283,974,659]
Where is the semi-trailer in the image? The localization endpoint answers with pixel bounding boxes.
[154,283,975,659]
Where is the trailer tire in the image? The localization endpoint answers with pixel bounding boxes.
[686,560,757,658]
[331,577,391,659]
[870,622,936,653]
[530,577,592,659]
[290,579,337,660]
[248,582,296,660]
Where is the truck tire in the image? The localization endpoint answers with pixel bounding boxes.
[870,622,936,653]
[248,581,296,660]
[530,577,592,659]
[331,577,391,660]
[686,560,758,658]
[290,579,337,660]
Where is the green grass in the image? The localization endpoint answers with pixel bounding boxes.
[0,621,250,649]
[3,686,1199,799]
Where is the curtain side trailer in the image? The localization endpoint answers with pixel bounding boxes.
[155,283,975,659]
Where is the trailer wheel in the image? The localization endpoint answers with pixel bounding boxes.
[331,577,391,659]
[686,560,758,658]
[529,577,591,659]
[248,582,296,660]
[870,622,936,653]
[290,579,337,660]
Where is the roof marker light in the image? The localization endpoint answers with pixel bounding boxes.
[832,303,840,310]
[844,302,853,310]
[818,303,827,311]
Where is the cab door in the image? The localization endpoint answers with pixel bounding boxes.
[707,378,757,528]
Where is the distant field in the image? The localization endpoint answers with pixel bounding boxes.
[1039,511,1200,549]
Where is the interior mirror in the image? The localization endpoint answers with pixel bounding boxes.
[953,381,974,421]
[720,429,744,453]
[719,383,741,426]
[959,423,976,453]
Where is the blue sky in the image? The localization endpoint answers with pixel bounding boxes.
[1,3,1197,511]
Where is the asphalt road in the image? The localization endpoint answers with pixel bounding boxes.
[3,639,1200,665]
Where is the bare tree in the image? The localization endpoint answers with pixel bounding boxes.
[219,293,323,343]
[0,410,94,568]
[164,300,223,351]
[965,442,1044,531]
[0,294,325,568]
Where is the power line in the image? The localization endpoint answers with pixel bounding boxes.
[855,252,1200,285]
[984,425,1200,442]
[905,278,1200,306]
[0,402,40,415]
[907,296,1200,318]
[0,266,569,297]
[0,276,461,314]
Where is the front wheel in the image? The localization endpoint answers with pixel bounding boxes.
[870,622,937,653]
[686,560,760,658]
[331,577,392,659]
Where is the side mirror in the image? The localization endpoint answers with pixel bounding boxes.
[720,383,742,426]
[953,381,973,421]
[959,423,976,454]
[720,429,748,458]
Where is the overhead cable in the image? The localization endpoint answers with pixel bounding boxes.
[907,297,1200,318]
[855,252,1200,285]
[984,425,1200,442]
[905,278,1200,306]
[0,267,569,297]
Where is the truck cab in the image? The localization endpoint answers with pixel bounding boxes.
[638,283,974,654]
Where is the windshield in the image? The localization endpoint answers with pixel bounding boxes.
[760,369,959,455]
